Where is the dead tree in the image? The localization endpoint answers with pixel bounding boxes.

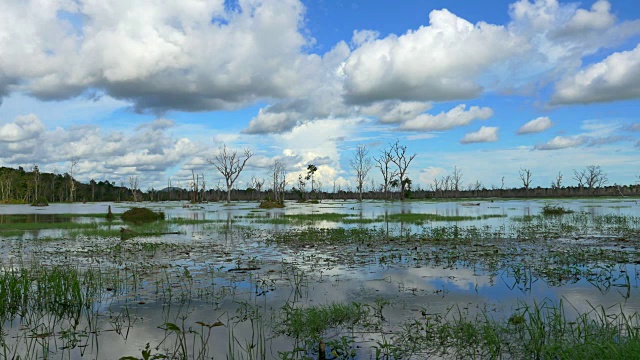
[208,144,253,203]
[68,158,78,202]
[519,168,532,193]
[129,176,139,202]
[390,140,417,201]
[252,176,265,201]
[452,166,463,192]
[350,144,373,201]
[585,165,608,193]
[269,160,287,203]
[374,148,398,200]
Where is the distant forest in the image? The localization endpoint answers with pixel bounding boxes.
[0,165,638,204]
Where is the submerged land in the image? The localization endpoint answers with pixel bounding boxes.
[1,198,640,359]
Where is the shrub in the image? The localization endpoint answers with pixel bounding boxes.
[121,207,165,223]
[542,204,573,215]
[31,197,49,207]
[259,200,285,209]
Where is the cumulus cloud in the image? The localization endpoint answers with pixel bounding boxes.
[398,105,493,132]
[0,0,320,112]
[419,167,446,185]
[551,44,640,104]
[0,114,45,142]
[552,0,616,37]
[243,107,303,134]
[343,9,526,104]
[533,119,633,151]
[535,135,588,150]
[0,115,202,185]
[0,0,638,117]
[460,126,499,144]
[517,116,553,134]
[361,101,433,124]
[507,0,640,95]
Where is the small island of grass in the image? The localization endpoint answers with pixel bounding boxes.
[121,207,165,223]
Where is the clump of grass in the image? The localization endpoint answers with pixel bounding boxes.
[0,264,105,321]
[259,200,285,208]
[542,204,574,215]
[276,302,370,340]
[394,300,640,359]
[384,213,506,224]
[0,221,101,236]
[121,207,165,223]
[30,197,49,207]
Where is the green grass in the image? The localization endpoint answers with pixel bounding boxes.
[0,221,101,233]
[251,212,508,225]
[0,264,107,321]
[384,213,506,223]
[393,300,640,359]
[276,302,370,339]
[542,204,574,215]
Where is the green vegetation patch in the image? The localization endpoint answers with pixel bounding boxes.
[259,200,285,208]
[30,197,49,207]
[0,264,105,321]
[392,300,640,359]
[542,204,574,215]
[121,207,165,223]
[275,302,370,340]
[384,213,507,224]
[0,221,100,235]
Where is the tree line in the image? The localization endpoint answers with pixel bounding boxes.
[1,141,638,204]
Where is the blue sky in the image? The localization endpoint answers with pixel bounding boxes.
[0,0,639,192]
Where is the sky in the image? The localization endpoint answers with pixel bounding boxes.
[0,0,639,192]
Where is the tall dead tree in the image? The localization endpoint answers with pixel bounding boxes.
[390,140,417,201]
[208,144,253,203]
[252,176,265,201]
[269,160,287,203]
[68,158,78,202]
[129,175,139,202]
[552,171,563,189]
[519,168,532,193]
[32,164,40,201]
[350,144,373,201]
[374,148,398,200]
[584,165,608,193]
[452,166,463,192]
[191,170,199,203]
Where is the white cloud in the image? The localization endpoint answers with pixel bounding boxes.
[399,104,493,132]
[517,116,553,134]
[558,0,616,35]
[351,29,380,47]
[419,167,446,186]
[361,101,433,124]
[460,126,499,144]
[244,108,302,134]
[0,0,319,112]
[534,135,588,150]
[0,116,203,186]
[0,114,45,142]
[551,44,640,104]
[343,9,526,104]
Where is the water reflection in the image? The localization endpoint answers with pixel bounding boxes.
[1,198,639,358]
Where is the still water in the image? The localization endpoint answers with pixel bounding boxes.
[0,198,638,359]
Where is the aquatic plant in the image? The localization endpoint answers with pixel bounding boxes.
[542,204,574,215]
[121,207,165,223]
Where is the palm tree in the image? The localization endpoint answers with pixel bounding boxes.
[389,178,399,199]
[306,164,318,192]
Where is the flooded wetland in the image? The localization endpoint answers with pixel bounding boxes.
[1,198,640,359]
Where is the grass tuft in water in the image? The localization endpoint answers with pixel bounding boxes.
[542,204,574,215]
